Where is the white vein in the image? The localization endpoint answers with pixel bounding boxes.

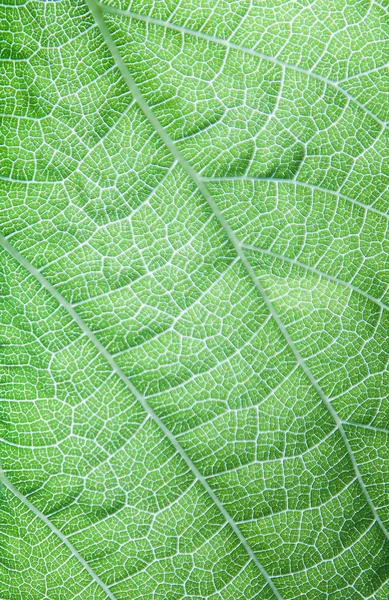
[239,242,389,313]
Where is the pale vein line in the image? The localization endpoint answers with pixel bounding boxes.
[240,243,389,313]
[97,2,389,132]
[342,421,389,436]
[0,471,118,600]
[338,63,389,83]
[0,231,284,600]
[84,0,389,551]
[203,176,389,220]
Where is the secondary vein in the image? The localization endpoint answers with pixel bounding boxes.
[240,243,389,313]
[203,176,389,220]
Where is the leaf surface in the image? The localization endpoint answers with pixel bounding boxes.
[1,1,389,598]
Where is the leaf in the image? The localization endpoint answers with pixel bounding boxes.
[1,0,389,598]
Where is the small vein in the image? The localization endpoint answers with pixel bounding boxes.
[0,471,118,600]
[342,420,389,436]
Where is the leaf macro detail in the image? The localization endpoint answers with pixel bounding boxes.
[1,1,389,598]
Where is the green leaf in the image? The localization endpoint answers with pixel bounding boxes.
[1,0,389,598]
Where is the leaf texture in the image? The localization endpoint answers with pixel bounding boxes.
[1,1,389,598]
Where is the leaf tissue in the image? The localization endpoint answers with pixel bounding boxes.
[1,0,389,598]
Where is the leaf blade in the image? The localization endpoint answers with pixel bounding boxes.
[2,0,389,598]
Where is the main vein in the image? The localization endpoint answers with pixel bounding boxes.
[2,2,388,596]
[84,0,389,548]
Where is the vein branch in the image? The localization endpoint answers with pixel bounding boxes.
[203,176,389,220]
[240,242,389,313]
[0,470,119,600]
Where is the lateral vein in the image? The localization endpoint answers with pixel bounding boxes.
[240,243,389,313]
[203,176,389,220]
